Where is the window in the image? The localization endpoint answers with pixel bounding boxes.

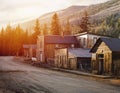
[93,37,97,45]
[60,56,62,64]
[63,55,67,64]
[79,39,81,45]
[65,56,67,64]
[98,54,104,59]
[83,38,86,46]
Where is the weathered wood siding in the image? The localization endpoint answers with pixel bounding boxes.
[45,44,55,59]
[55,49,68,68]
[68,52,77,70]
[92,42,112,74]
[69,58,77,70]
[55,48,77,69]
[97,42,112,73]
[112,53,120,75]
[36,36,44,62]
[45,44,70,60]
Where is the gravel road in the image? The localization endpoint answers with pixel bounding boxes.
[0,56,119,93]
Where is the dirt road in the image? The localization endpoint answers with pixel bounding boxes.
[0,56,119,93]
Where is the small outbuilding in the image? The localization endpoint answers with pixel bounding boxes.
[90,38,120,76]
[23,44,37,59]
[55,48,91,71]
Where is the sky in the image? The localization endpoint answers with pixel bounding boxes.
[0,0,109,28]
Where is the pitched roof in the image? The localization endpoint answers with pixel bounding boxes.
[68,48,91,58]
[75,31,111,37]
[90,38,120,53]
[44,35,78,44]
[23,44,37,49]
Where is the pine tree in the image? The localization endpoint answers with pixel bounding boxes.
[34,19,41,35]
[64,19,71,35]
[14,24,23,56]
[0,24,30,56]
[0,28,5,55]
[80,11,90,32]
[23,29,29,44]
[51,13,60,35]
[5,24,12,55]
[43,24,48,35]
[32,19,41,43]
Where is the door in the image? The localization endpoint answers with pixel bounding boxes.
[98,54,104,74]
[98,59,104,74]
[69,58,76,70]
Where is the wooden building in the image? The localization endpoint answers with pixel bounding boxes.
[36,35,78,64]
[55,48,91,70]
[90,38,120,75]
[23,44,37,59]
[76,32,109,49]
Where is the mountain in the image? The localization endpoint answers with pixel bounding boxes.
[18,0,120,35]
[18,6,86,32]
[69,0,120,24]
[87,0,120,21]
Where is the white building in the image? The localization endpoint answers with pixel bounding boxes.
[75,32,109,49]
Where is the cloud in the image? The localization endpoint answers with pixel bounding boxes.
[69,0,109,5]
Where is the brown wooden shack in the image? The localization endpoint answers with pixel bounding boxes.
[55,48,91,70]
[23,44,36,59]
[37,35,78,65]
[90,38,120,75]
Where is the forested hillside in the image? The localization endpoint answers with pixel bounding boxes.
[1,0,120,56]
[15,0,120,37]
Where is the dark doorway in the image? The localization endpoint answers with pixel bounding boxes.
[99,59,104,74]
[98,54,104,74]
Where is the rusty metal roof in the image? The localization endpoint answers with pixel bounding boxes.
[68,48,91,58]
[44,35,78,44]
